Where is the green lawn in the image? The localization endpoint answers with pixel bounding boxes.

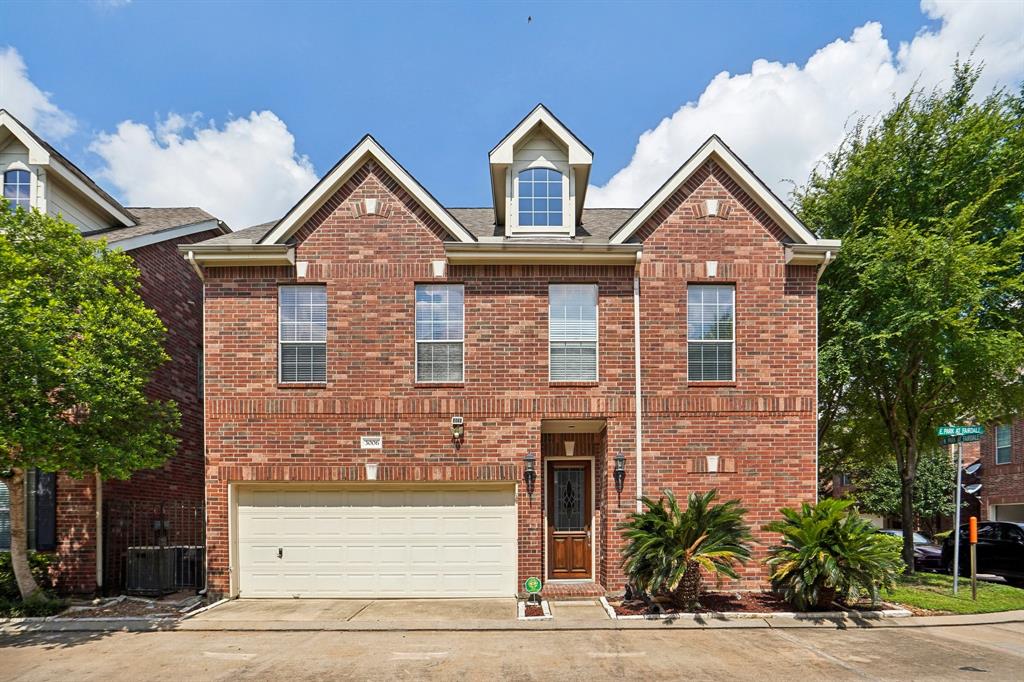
[885,573,1024,614]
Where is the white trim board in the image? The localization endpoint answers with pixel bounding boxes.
[608,135,819,246]
[102,219,224,252]
[260,135,476,245]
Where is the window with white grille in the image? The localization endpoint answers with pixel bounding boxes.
[549,284,598,382]
[415,284,464,382]
[687,285,735,382]
[279,285,327,383]
[996,424,1012,464]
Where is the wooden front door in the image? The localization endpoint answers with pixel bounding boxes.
[547,460,592,579]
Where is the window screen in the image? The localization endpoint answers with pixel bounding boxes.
[687,285,735,382]
[518,168,563,227]
[996,424,1012,464]
[279,285,327,383]
[416,284,464,382]
[550,284,598,382]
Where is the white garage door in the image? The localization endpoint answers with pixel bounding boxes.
[994,504,1024,523]
[236,485,517,598]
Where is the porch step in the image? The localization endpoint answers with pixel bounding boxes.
[541,581,606,599]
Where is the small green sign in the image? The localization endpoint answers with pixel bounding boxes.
[524,577,542,594]
[938,425,984,437]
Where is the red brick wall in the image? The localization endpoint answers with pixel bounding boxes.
[52,228,219,594]
[978,418,1023,519]
[202,158,818,596]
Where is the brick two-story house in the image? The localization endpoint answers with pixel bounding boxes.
[186,105,839,599]
[0,109,227,593]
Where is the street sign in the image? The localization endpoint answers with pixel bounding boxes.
[524,577,542,594]
[939,434,983,446]
[937,425,984,437]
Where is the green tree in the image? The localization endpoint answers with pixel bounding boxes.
[849,449,957,537]
[0,205,179,599]
[797,63,1024,571]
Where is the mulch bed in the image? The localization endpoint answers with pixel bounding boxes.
[524,604,545,617]
[63,600,176,619]
[610,591,840,616]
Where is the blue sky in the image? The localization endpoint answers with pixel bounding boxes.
[1,1,1021,228]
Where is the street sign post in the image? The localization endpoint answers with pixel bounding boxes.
[939,425,984,596]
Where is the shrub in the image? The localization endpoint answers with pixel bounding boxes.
[0,593,67,618]
[764,498,904,610]
[933,530,952,543]
[0,552,55,600]
[619,489,752,609]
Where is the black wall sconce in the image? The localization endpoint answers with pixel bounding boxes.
[524,452,537,497]
[614,451,626,495]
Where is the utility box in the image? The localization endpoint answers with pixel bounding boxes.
[126,546,175,596]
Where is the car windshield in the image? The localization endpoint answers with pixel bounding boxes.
[880,530,931,545]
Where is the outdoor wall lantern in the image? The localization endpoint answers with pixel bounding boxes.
[451,416,465,447]
[614,451,627,495]
[524,453,537,497]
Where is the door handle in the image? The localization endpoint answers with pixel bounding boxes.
[277,548,283,559]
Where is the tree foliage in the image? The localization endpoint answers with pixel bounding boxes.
[0,205,179,598]
[796,62,1024,570]
[850,449,957,528]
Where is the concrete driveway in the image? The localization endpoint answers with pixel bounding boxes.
[2,622,1023,681]
[193,598,518,623]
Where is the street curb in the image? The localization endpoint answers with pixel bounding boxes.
[3,609,1022,633]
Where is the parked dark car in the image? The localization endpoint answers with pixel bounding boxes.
[877,529,944,571]
[941,521,1024,587]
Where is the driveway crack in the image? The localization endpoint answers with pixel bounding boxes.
[347,601,374,622]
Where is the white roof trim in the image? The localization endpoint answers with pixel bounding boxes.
[489,104,593,166]
[0,111,136,228]
[260,135,475,245]
[103,219,224,252]
[608,136,819,246]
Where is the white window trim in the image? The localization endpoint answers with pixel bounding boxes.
[686,284,737,383]
[278,285,328,384]
[414,284,465,384]
[995,424,1012,465]
[548,283,599,383]
[510,158,572,236]
[3,166,33,211]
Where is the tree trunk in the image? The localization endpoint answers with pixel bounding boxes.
[899,471,916,574]
[2,467,41,600]
[671,560,703,610]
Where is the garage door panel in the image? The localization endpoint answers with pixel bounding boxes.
[237,485,516,597]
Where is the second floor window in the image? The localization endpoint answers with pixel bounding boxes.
[518,168,563,227]
[279,285,327,383]
[549,284,598,382]
[688,284,735,382]
[996,424,1012,464]
[416,284,464,383]
[3,169,30,211]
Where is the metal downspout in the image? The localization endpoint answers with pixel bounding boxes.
[633,252,644,512]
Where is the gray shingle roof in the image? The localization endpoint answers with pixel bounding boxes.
[84,207,224,243]
[196,208,638,247]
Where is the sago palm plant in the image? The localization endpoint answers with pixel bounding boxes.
[764,498,904,610]
[619,489,752,609]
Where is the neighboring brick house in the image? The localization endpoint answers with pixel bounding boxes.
[976,418,1023,523]
[0,110,228,593]
[186,105,839,599]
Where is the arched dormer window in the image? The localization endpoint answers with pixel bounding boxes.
[3,169,31,211]
[517,168,563,227]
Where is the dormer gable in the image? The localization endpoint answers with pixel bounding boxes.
[488,105,592,238]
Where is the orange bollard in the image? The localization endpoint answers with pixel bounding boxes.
[969,516,978,544]
[969,516,978,600]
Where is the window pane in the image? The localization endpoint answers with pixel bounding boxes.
[280,343,326,383]
[517,168,564,228]
[550,284,598,341]
[996,424,1012,463]
[550,342,597,381]
[687,285,735,381]
[687,341,733,382]
[416,342,464,382]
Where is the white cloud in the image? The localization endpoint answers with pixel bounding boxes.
[588,0,1024,208]
[0,46,76,140]
[90,111,318,229]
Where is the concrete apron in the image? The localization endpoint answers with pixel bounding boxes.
[3,603,1023,633]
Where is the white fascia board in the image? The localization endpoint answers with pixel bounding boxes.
[489,105,593,166]
[785,240,842,265]
[180,244,295,267]
[445,242,641,265]
[609,137,818,246]
[104,219,224,252]
[0,112,50,164]
[260,136,475,245]
[47,158,136,228]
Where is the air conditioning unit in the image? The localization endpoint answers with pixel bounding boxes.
[126,546,175,596]
[171,545,206,590]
